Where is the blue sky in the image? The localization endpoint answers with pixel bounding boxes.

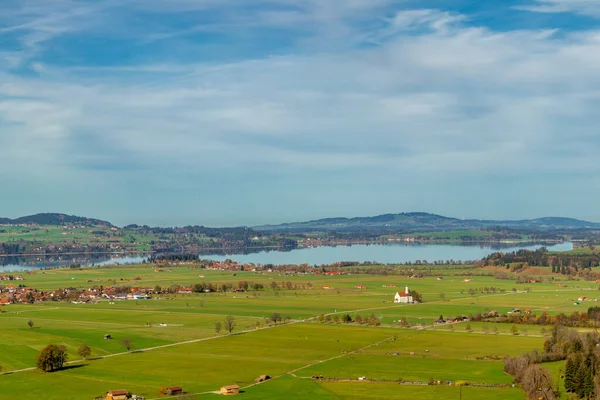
[2,0,600,226]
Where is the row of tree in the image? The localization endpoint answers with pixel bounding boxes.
[484,248,600,270]
[486,309,600,328]
[317,313,381,326]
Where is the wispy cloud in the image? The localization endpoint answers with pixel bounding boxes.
[516,0,600,17]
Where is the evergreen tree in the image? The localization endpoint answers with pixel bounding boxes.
[583,351,596,399]
[565,356,578,393]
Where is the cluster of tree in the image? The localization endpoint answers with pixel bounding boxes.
[159,280,313,294]
[317,313,381,326]
[564,350,599,398]
[483,248,600,270]
[151,254,200,262]
[0,243,22,256]
[463,287,506,295]
[505,326,600,399]
[487,310,599,328]
[503,357,556,399]
[214,315,236,334]
[35,345,69,372]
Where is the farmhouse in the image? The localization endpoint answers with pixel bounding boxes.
[394,286,414,304]
[106,389,128,400]
[354,284,367,289]
[220,385,240,395]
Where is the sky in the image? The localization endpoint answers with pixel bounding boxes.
[2,0,600,227]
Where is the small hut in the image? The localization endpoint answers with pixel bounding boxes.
[106,389,128,400]
[166,386,183,396]
[220,385,240,395]
[254,375,271,383]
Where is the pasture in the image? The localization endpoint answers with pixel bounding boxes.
[0,263,594,399]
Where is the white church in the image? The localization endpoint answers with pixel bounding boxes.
[394,286,414,304]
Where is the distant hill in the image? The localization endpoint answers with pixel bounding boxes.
[0,213,113,227]
[254,212,600,233]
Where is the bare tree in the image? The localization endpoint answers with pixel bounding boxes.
[224,315,236,334]
[27,320,34,329]
[122,338,133,352]
[521,364,556,400]
[215,321,222,335]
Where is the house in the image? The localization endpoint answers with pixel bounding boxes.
[578,296,587,302]
[322,285,334,290]
[166,386,183,396]
[106,389,128,400]
[127,292,148,300]
[354,284,367,289]
[382,284,397,288]
[487,310,499,318]
[394,286,414,304]
[220,385,240,395]
[464,278,471,282]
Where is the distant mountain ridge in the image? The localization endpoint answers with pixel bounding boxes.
[0,213,113,227]
[254,212,600,233]
[2,212,599,232]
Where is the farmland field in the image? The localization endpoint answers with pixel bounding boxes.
[0,263,595,399]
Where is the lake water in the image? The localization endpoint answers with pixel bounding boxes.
[0,242,573,271]
[205,242,573,265]
[0,255,148,272]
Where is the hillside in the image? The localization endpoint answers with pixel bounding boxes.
[254,212,600,233]
[0,213,113,227]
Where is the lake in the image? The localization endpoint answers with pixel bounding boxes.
[205,242,573,265]
[0,242,573,271]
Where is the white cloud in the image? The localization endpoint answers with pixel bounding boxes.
[516,0,600,17]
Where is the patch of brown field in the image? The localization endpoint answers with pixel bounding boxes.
[481,266,515,275]
[519,267,555,276]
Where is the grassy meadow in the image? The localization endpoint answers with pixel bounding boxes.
[0,263,597,399]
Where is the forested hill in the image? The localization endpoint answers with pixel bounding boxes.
[0,213,113,227]
[254,212,600,233]
[2,212,599,233]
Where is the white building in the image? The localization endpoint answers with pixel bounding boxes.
[394,286,414,304]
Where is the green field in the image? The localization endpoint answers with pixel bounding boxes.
[0,264,595,399]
